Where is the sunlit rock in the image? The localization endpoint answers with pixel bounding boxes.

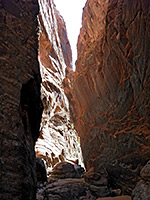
[35,0,84,174]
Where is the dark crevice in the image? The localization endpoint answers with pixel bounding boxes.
[20,73,43,143]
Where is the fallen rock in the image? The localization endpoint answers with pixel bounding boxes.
[36,163,112,199]
[111,189,121,196]
[36,177,112,200]
[51,161,85,178]
[84,167,108,186]
[89,185,111,198]
[44,178,87,200]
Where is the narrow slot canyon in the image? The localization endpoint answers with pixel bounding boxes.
[0,0,150,200]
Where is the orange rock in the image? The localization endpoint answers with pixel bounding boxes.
[69,0,150,195]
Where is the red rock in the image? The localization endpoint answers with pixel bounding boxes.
[69,0,150,195]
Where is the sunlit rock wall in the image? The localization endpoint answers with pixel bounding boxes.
[0,1,42,199]
[70,0,150,195]
[35,0,84,172]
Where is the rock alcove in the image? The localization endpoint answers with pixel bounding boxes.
[0,0,150,200]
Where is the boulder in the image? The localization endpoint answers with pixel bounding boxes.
[40,178,87,200]
[84,167,108,186]
[51,161,85,178]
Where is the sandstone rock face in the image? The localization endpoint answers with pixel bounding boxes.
[0,0,42,199]
[35,0,84,173]
[70,0,150,195]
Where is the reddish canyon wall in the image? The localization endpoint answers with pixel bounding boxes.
[35,0,84,173]
[0,1,42,199]
[70,0,150,195]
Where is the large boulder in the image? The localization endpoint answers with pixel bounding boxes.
[51,161,85,178]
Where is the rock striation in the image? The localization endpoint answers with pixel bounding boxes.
[35,0,84,173]
[0,0,42,199]
[69,0,150,195]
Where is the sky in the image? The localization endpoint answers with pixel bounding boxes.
[54,0,87,69]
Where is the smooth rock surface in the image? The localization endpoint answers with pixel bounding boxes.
[69,0,150,195]
[0,0,42,199]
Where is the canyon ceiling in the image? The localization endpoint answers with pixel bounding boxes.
[0,0,150,199]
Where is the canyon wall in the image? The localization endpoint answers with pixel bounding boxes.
[0,0,42,199]
[70,0,150,195]
[35,0,84,173]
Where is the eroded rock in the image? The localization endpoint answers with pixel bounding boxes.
[35,0,84,173]
[69,0,150,195]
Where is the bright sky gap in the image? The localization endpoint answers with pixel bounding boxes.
[54,0,87,70]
